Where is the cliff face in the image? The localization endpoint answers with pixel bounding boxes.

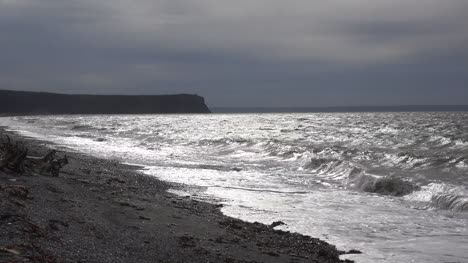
[0,90,211,114]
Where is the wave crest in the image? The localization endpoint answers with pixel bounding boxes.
[407,183,468,212]
[431,193,468,212]
[352,174,419,196]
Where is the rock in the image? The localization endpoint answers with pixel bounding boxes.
[269,221,286,228]
[178,235,197,248]
[346,249,362,254]
[49,219,69,231]
[263,251,279,257]
[107,178,126,184]
[3,185,29,199]
[214,237,224,243]
[218,219,243,230]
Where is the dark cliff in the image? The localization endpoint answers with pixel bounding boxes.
[0,90,211,114]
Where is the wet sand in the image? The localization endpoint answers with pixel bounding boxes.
[0,128,354,263]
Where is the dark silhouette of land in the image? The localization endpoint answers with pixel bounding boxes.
[213,105,468,113]
[0,90,211,114]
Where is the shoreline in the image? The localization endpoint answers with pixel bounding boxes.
[0,128,354,263]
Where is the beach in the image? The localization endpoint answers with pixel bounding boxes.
[0,128,349,263]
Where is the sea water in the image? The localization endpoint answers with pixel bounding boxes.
[1,112,467,263]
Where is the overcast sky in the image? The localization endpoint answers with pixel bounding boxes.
[1,0,467,107]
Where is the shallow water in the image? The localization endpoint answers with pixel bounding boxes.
[2,112,468,262]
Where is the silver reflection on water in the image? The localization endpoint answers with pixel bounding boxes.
[2,112,468,263]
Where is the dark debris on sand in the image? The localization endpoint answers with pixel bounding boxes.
[0,128,356,263]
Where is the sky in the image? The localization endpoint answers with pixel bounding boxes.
[1,0,467,107]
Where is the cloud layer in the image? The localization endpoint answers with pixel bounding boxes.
[1,0,467,106]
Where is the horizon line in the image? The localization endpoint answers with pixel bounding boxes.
[211,105,468,113]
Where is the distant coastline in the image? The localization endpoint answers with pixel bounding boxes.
[212,105,468,113]
[0,90,211,115]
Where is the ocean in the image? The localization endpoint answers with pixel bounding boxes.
[1,112,467,263]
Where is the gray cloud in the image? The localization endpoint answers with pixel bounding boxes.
[0,0,467,107]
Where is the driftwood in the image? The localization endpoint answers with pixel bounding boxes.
[27,149,57,163]
[0,135,28,172]
[0,134,68,176]
[38,155,69,177]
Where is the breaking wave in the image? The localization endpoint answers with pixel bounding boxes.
[406,183,468,212]
[432,193,468,212]
[351,174,419,196]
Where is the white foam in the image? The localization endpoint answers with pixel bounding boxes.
[2,112,468,263]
